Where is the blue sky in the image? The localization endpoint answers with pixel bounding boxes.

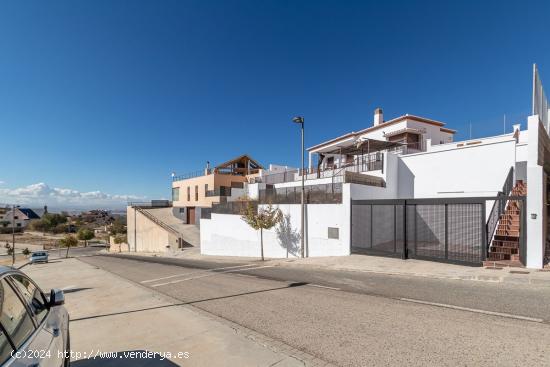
[1,0,549,208]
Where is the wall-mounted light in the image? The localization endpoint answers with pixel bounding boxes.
[531,213,537,220]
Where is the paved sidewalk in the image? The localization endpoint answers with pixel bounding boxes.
[23,258,308,366]
[104,250,550,286]
[271,255,550,286]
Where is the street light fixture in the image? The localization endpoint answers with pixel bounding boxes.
[292,116,306,258]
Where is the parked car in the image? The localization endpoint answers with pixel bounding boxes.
[29,252,48,264]
[0,267,70,366]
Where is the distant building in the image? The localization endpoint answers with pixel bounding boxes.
[0,207,41,230]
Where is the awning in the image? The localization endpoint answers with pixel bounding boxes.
[319,138,404,156]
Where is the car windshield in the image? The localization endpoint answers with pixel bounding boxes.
[32,252,46,257]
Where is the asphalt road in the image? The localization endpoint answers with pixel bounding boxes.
[80,254,550,367]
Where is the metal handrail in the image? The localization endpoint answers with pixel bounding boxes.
[172,170,208,182]
[486,167,515,251]
[133,206,181,237]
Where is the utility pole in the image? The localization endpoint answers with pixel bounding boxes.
[292,116,306,258]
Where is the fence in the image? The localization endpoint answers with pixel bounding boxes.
[259,183,343,204]
[128,200,172,208]
[533,64,549,132]
[201,201,258,219]
[352,198,494,265]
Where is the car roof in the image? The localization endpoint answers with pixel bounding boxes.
[0,266,20,276]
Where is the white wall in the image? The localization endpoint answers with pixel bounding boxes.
[398,139,517,198]
[201,201,351,258]
[526,115,547,269]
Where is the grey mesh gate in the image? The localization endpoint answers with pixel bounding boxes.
[351,198,489,265]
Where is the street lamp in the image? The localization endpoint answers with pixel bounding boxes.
[292,116,306,258]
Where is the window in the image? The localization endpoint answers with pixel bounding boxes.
[328,227,339,239]
[16,223,21,227]
[13,216,18,220]
[9,274,48,325]
[195,185,199,201]
[172,187,180,202]
[0,279,35,349]
[0,329,12,365]
[204,184,208,195]
[187,187,190,201]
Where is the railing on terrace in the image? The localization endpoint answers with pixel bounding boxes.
[259,183,343,204]
[205,186,232,197]
[254,153,384,185]
[201,201,258,219]
[172,170,208,182]
[128,200,172,208]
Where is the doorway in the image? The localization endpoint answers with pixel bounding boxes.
[187,207,196,225]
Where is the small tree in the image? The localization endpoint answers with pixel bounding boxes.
[59,235,78,258]
[77,228,94,247]
[5,242,13,256]
[22,248,30,256]
[241,203,282,261]
[114,234,127,253]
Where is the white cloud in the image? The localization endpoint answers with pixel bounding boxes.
[0,182,145,209]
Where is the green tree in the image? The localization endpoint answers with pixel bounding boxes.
[114,234,127,253]
[59,234,78,258]
[22,248,30,256]
[77,228,94,247]
[31,213,68,233]
[241,203,282,261]
[109,217,126,235]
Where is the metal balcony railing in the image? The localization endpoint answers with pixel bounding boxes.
[205,186,232,197]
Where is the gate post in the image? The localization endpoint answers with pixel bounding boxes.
[402,202,408,259]
[444,204,449,260]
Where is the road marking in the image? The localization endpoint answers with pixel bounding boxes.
[306,284,341,291]
[151,265,276,287]
[399,298,544,323]
[140,264,257,284]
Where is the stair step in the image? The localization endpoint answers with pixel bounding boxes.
[483,260,523,268]
[487,252,511,261]
[491,240,519,248]
[490,247,518,254]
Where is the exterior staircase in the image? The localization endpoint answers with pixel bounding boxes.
[135,206,200,248]
[483,181,527,268]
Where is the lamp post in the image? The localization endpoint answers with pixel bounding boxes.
[292,116,306,258]
[11,204,16,266]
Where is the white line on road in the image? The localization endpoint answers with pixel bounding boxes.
[399,298,544,323]
[151,265,276,287]
[140,264,257,284]
[306,284,341,291]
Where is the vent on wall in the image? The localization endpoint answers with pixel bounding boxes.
[328,227,339,239]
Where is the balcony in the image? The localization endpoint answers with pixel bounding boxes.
[206,186,232,197]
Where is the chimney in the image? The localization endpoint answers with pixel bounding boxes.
[374,108,383,126]
[205,161,211,175]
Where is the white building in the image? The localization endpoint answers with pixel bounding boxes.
[201,67,550,269]
[0,207,41,231]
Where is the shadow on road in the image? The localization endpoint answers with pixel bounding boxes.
[71,351,179,366]
[63,287,93,294]
[71,281,308,322]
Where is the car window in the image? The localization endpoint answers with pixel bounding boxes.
[0,279,35,349]
[9,275,48,325]
[0,328,13,365]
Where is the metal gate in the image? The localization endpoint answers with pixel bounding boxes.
[351,198,491,265]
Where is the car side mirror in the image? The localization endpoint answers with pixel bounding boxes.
[49,288,65,307]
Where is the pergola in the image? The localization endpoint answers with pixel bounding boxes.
[213,154,263,176]
[315,138,405,173]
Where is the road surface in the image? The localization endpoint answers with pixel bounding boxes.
[79,254,550,367]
